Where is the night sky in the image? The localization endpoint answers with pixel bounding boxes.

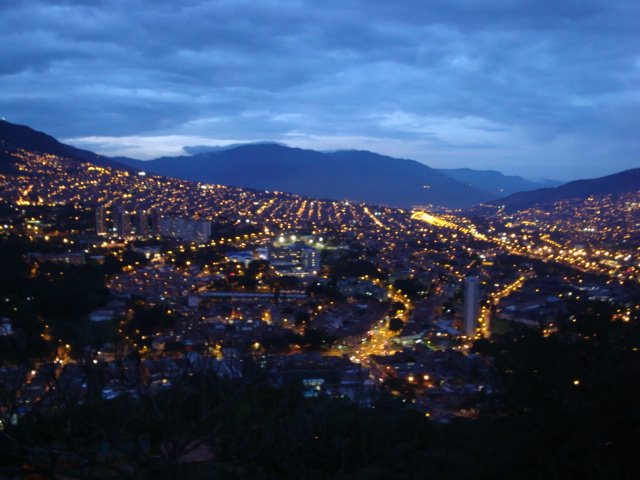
[1,0,638,180]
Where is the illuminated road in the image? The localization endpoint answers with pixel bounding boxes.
[411,209,624,282]
[478,271,532,337]
[326,283,411,363]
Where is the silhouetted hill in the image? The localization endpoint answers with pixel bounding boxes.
[0,120,129,171]
[493,167,640,210]
[439,167,562,197]
[117,144,492,208]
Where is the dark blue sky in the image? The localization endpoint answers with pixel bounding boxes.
[1,0,638,180]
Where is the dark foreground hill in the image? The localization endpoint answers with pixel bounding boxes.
[2,299,640,479]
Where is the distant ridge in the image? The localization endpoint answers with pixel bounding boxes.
[0,120,488,208]
[5,119,613,211]
[115,144,494,208]
[438,168,561,197]
[492,167,640,210]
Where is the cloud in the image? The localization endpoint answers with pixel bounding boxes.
[66,134,242,159]
[0,0,638,179]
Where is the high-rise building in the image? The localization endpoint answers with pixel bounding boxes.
[95,206,107,235]
[463,276,480,337]
[136,210,150,237]
[113,207,132,237]
[150,208,161,234]
[193,219,212,243]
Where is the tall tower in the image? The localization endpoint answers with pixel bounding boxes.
[463,276,480,337]
[194,219,212,243]
[136,210,149,237]
[150,208,161,234]
[113,207,131,238]
[95,206,107,235]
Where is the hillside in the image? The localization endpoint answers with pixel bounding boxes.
[493,167,640,210]
[0,120,129,171]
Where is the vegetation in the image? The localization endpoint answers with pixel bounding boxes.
[2,298,639,479]
[0,236,114,363]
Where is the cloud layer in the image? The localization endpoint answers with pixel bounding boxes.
[1,0,638,179]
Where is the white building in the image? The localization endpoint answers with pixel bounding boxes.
[463,276,480,337]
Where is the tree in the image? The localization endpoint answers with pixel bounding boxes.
[388,317,404,332]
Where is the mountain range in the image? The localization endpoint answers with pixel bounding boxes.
[114,143,560,208]
[2,119,636,211]
[115,145,494,208]
[2,121,536,208]
[491,167,640,211]
[438,168,561,198]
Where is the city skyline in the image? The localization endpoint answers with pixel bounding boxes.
[1,2,639,477]
[1,78,639,477]
[1,0,639,180]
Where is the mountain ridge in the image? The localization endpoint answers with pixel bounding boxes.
[3,119,635,211]
[490,167,640,211]
[438,167,562,197]
[115,143,493,208]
